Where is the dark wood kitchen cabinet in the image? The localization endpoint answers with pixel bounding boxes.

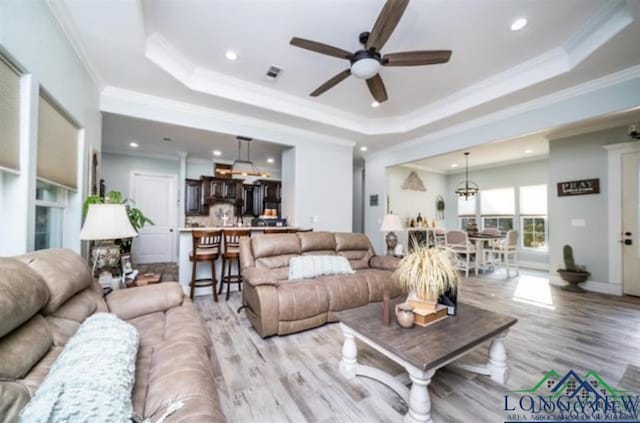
[259,180,281,202]
[185,179,202,216]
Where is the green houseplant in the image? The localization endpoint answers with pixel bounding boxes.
[557,245,590,292]
[82,191,154,253]
[393,246,459,311]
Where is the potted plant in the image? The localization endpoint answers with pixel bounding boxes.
[557,245,590,293]
[393,246,460,313]
[83,191,154,254]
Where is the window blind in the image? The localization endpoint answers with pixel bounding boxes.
[37,95,78,190]
[520,184,547,215]
[481,187,515,215]
[457,195,477,216]
[0,56,21,173]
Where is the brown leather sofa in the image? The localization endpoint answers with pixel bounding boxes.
[239,232,402,337]
[0,249,225,423]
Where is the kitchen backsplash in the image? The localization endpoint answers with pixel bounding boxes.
[185,203,239,227]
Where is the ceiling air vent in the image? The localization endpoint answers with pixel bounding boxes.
[264,65,283,82]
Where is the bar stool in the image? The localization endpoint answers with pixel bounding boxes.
[189,230,222,301]
[219,229,251,301]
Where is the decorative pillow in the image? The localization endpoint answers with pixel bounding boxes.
[20,313,139,423]
[288,255,354,280]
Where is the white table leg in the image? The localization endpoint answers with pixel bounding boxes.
[488,331,509,384]
[405,368,436,423]
[339,324,358,379]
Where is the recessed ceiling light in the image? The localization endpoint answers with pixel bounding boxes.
[510,17,528,31]
[360,146,368,152]
[524,149,533,154]
[129,141,139,148]
[371,101,380,108]
[451,163,458,168]
[267,157,275,164]
[213,150,222,156]
[225,50,238,61]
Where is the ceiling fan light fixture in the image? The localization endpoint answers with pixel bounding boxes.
[225,50,238,61]
[350,58,382,79]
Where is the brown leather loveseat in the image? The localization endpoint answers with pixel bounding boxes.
[239,232,402,337]
[0,249,225,422]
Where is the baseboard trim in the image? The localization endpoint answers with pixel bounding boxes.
[549,275,623,296]
[517,260,549,271]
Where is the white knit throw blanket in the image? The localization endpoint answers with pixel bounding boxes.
[20,313,139,423]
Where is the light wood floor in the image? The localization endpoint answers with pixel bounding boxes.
[194,270,640,423]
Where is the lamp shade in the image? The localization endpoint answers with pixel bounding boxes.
[80,204,138,241]
[380,214,403,232]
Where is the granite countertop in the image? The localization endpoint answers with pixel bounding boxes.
[179,226,300,232]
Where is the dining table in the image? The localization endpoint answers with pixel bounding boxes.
[467,233,506,273]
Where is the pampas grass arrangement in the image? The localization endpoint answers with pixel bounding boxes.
[393,246,460,301]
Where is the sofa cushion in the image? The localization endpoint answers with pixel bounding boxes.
[0,258,49,338]
[297,231,336,252]
[319,273,370,312]
[277,280,329,321]
[15,249,93,315]
[106,282,184,320]
[335,233,374,270]
[19,313,139,423]
[0,381,31,423]
[288,255,354,280]
[255,254,298,272]
[252,233,301,259]
[0,315,53,380]
[356,269,403,302]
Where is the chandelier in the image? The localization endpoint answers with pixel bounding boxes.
[455,152,479,198]
[218,136,270,178]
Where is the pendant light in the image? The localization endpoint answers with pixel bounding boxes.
[455,152,479,198]
[221,136,270,178]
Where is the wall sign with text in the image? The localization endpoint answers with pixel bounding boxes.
[557,178,600,197]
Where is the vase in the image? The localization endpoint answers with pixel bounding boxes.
[396,303,415,328]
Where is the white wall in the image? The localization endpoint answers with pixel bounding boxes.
[281,148,296,224]
[548,126,629,286]
[387,166,447,225]
[101,152,179,199]
[0,1,101,255]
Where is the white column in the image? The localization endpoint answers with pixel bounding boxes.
[488,331,509,384]
[405,368,436,423]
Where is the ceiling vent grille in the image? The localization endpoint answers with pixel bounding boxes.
[264,65,283,82]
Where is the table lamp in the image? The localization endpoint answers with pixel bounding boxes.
[380,213,403,256]
[80,204,137,288]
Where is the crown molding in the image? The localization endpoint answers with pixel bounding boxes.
[46,0,105,90]
[368,63,640,159]
[140,0,633,136]
[99,86,356,149]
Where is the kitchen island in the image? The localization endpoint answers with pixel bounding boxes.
[178,226,301,297]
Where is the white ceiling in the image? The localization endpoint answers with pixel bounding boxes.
[101,113,288,171]
[50,0,640,153]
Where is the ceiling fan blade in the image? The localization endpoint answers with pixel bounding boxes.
[384,50,452,66]
[366,74,388,103]
[366,0,410,51]
[290,37,353,60]
[310,69,352,97]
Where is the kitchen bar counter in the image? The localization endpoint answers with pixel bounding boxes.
[179,226,300,232]
[178,226,304,297]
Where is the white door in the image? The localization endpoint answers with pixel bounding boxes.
[622,151,640,296]
[130,172,177,264]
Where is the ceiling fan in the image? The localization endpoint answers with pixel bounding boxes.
[289,0,452,104]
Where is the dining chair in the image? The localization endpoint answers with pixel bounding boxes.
[445,229,477,278]
[491,230,519,278]
[481,228,501,266]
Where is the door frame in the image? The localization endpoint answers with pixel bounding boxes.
[605,141,640,293]
[129,170,178,263]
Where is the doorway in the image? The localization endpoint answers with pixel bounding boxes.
[129,171,177,264]
[622,151,640,296]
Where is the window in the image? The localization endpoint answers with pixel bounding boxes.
[457,195,477,216]
[520,185,548,250]
[34,180,66,250]
[459,217,477,230]
[482,216,514,232]
[480,187,514,232]
[0,55,21,174]
[521,216,547,250]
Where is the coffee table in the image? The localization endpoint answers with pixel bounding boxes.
[337,299,517,423]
